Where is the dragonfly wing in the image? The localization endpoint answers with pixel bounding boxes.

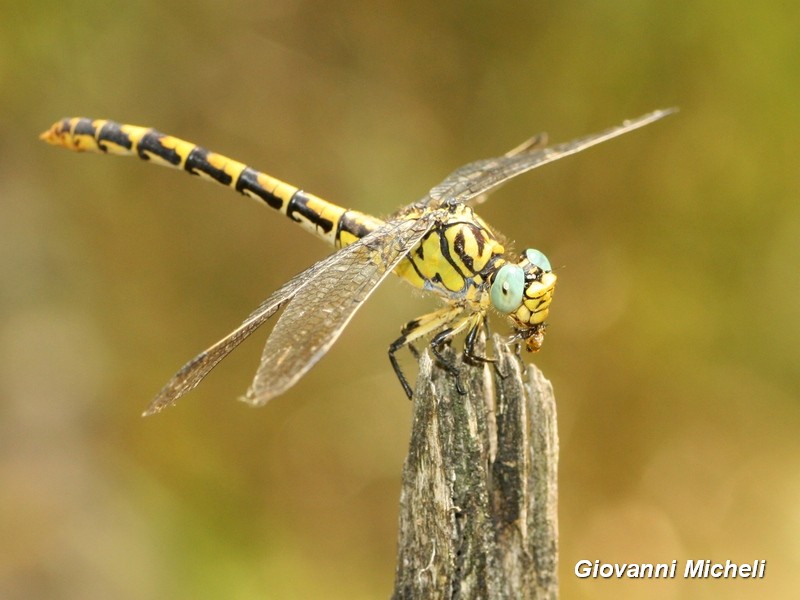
[243,214,437,406]
[143,215,430,416]
[428,133,548,206]
[143,260,326,416]
[424,108,675,208]
[466,133,549,206]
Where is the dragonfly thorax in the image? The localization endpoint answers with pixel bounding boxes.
[41,109,672,410]
[490,248,557,352]
[393,204,507,302]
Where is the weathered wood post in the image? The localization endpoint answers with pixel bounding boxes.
[393,334,559,599]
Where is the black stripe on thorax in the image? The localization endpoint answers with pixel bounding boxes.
[437,222,471,279]
[478,253,505,282]
[452,230,473,271]
[406,229,440,283]
[404,244,428,283]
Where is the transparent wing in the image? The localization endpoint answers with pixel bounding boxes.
[469,132,548,206]
[243,213,438,406]
[144,214,436,415]
[424,108,675,208]
[144,254,337,415]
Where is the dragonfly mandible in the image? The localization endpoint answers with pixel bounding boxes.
[41,109,674,415]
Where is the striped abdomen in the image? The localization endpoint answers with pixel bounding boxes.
[41,118,507,304]
[40,118,384,248]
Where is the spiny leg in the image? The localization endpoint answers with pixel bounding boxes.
[463,316,494,365]
[465,315,506,377]
[431,312,494,394]
[428,312,485,395]
[429,328,466,395]
[389,304,464,398]
[429,328,463,387]
[399,309,449,361]
[430,313,483,368]
[492,330,526,380]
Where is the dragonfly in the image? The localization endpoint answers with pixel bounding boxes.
[41,109,673,415]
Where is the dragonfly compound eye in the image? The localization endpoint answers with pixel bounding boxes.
[490,264,525,313]
[41,108,672,409]
[525,248,552,273]
[504,249,557,344]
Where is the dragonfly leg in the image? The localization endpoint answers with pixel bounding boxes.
[429,312,485,395]
[463,319,494,365]
[388,304,464,399]
[464,318,509,379]
[388,343,415,399]
[430,329,467,395]
[430,329,461,373]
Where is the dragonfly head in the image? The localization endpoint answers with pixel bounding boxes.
[489,249,557,352]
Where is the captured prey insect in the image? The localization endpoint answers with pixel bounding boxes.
[41,109,673,415]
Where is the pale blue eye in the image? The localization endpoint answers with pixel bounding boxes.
[490,264,525,313]
[525,248,551,272]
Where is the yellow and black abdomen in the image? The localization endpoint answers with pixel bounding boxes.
[40,118,507,306]
[40,118,384,248]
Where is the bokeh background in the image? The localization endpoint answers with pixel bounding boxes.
[2,1,798,598]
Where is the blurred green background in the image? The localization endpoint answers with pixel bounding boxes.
[2,1,799,598]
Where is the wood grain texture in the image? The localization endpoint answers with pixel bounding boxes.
[393,335,559,599]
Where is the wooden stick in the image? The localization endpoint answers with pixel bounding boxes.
[393,334,559,599]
